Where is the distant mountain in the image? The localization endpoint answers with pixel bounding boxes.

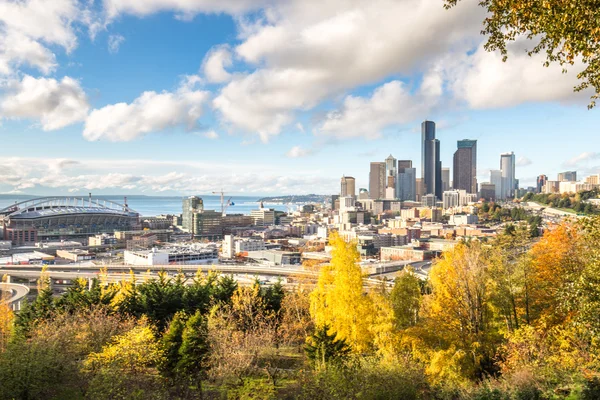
[257,194,330,203]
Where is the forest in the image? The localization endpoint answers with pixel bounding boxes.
[1,218,600,399]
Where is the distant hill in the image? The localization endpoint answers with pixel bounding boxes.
[257,194,330,203]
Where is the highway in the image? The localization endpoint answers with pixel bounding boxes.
[0,262,402,288]
[0,283,30,305]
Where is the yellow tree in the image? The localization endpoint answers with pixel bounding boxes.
[310,232,373,353]
[0,296,13,352]
[424,241,500,383]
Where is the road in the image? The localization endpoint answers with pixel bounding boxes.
[0,263,393,288]
[0,283,30,305]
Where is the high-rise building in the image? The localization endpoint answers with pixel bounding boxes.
[479,183,496,201]
[500,152,516,199]
[536,175,548,193]
[421,120,442,199]
[369,162,386,199]
[396,160,416,201]
[585,174,600,185]
[558,171,577,182]
[442,167,451,191]
[490,169,503,200]
[385,154,397,179]
[453,139,477,193]
[415,178,424,202]
[340,176,356,199]
[182,196,203,232]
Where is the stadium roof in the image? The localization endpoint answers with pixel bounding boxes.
[0,197,138,220]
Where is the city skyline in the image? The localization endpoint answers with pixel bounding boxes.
[0,0,599,196]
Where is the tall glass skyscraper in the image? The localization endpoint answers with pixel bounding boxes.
[396,160,416,201]
[421,120,442,199]
[500,152,516,199]
[453,139,477,193]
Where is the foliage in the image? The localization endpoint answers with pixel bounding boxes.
[390,267,422,329]
[304,325,350,367]
[310,232,374,353]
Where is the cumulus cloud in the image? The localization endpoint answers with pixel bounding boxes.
[83,85,210,141]
[286,146,313,158]
[108,34,125,54]
[0,75,89,130]
[449,40,591,108]
[316,77,439,139]
[563,152,600,167]
[202,46,232,83]
[0,0,83,75]
[212,0,483,139]
[516,156,532,167]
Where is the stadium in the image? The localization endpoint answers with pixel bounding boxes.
[0,196,140,245]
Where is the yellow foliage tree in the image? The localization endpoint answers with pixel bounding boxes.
[310,232,373,353]
[422,241,499,384]
[0,298,13,353]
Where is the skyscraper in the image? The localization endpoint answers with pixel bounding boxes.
[442,167,451,191]
[182,196,203,232]
[340,176,356,199]
[396,160,416,201]
[369,162,386,199]
[453,139,477,193]
[500,152,516,199]
[536,175,548,193]
[385,154,397,179]
[490,170,502,200]
[421,120,442,199]
[558,171,577,182]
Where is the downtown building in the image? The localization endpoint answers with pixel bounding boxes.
[421,120,442,199]
[369,162,386,199]
[453,139,477,194]
[396,160,416,201]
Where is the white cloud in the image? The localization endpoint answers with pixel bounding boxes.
[212,0,483,139]
[202,46,232,83]
[516,156,532,167]
[0,157,338,195]
[203,130,219,139]
[83,85,210,141]
[286,146,313,158]
[316,78,439,139]
[0,75,89,130]
[108,34,125,54]
[449,41,591,108]
[563,152,600,167]
[0,0,83,75]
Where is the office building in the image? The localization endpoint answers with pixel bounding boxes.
[558,171,577,182]
[421,120,442,199]
[490,170,503,200]
[453,139,477,193]
[415,178,424,201]
[397,160,416,201]
[369,162,386,199]
[442,167,451,191]
[500,152,516,199]
[250,207,275,227]
[422,194,437,207]
[385,154,397,180]
[479,183,496,201]
[536,175,548,193]
[358,188,369,200]
[585,174,600,185]
[191,210,223,240]
[182,196,203,231]
[340,176,356,199]
[443,191,460,209]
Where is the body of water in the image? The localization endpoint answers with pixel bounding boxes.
[0,195,293,216]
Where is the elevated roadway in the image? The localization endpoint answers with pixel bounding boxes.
[0,283,30,310]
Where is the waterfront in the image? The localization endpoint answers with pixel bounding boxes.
[0,195,293,216]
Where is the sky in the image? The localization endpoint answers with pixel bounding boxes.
[0,0,598,196]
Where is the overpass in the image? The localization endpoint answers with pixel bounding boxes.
[0,283,30,311]
[0,262,395,289]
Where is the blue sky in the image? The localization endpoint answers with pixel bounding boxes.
[0,0,598,196]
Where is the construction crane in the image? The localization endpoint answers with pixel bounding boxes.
[212,189,234,216]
